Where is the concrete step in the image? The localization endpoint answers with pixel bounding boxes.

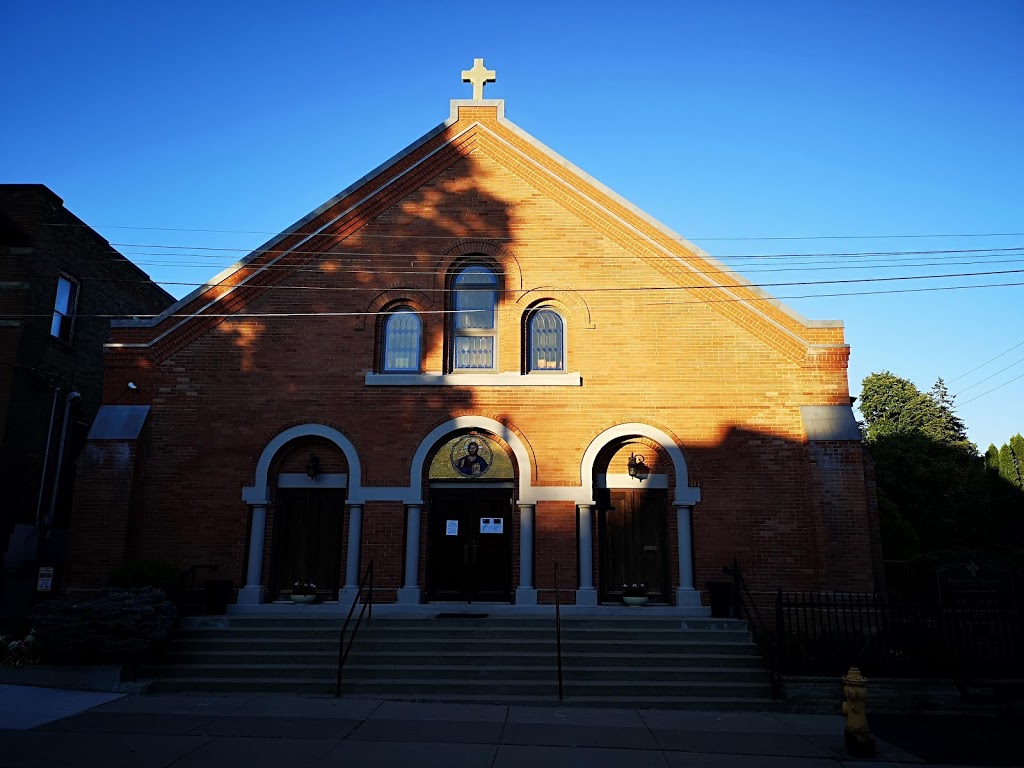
[148,614,774,707]
[167,638,757,655]
[148,675,771,698]
[159,649,767,668]
[167,628,752,645]
[150,662,769,684]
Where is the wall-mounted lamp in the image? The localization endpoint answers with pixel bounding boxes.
[127,381,138,391]
[627,452,649,481]
[306,453,320,479]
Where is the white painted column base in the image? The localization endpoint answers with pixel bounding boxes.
[236,585,265,605]
[676,587,703,607]
[515,587,538,605]
[575,587,598,606]
[338,587,360,608]
[397,587,422,604]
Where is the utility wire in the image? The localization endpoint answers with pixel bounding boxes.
[4,278,1023,322]
[34,220,1024,242]
[949,339,1024,384]
[959,372,1024,407]
[46,266,1024,294]
[953,357,1024,395]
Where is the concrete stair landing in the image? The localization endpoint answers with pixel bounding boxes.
[146,613,778,709]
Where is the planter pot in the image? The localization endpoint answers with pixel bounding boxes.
[622,595,649,607]
[290,594,316,604]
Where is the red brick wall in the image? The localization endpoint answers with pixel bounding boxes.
[535,501,577,605]
[69,103,880,603]
[65,441,135,588]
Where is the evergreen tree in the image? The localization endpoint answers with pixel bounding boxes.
[1008,434,1024,489]
[985,444,1001,473]
[928,377,971,447]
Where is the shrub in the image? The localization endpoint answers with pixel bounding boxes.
[31,587,177,663]
[107,560,184,594]
[0,632,39,667]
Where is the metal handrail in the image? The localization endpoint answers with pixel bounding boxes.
[554,562,564,700]
[723,558,781,698]
[335,560,374,697]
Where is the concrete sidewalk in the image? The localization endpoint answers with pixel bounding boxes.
[0,686,1004,767]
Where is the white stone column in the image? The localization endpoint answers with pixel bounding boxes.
[397,503,422,604]
[576,502,597,606]
[675,504,701,607]
[237,503,268,605]
[339,502,363,605]
[515,502,537,605]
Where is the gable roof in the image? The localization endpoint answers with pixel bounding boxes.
[108,100,846,365]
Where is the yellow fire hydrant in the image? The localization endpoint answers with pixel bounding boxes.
[841,666,876,757]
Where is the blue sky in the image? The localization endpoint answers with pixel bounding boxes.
[2,1,1022,449]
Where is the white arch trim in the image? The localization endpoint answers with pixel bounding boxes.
[242,424,363,505]
[580,423,700,506]
[410,416,537,502]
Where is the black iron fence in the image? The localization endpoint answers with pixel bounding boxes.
[776,590,1024,679]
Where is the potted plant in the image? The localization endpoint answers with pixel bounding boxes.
[290,581,317,604]
[622,582,648,607]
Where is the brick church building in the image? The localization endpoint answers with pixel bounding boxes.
[68,62,881,612]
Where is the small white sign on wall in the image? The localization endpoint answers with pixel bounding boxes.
[37,566,54,592]
[446,520,459,536]
[480,517,504,534]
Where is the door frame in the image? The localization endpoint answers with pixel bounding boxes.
[425,484,514,603]
[596,487,670,603]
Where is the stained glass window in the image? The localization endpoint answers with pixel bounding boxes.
[529,309,564,371]
[452,266,497,370]
[383,309,421,372]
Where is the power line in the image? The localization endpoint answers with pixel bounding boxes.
[959,372,1024,407]
[51,266,1024,294]
[949,338,1024,383]
[953,357,1024,395]
[4,278,1023,322]
[34,220,1024,242]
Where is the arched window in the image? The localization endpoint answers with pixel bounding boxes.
[528,308,565,371]
[452,266,498,370]
[382,308,421,372]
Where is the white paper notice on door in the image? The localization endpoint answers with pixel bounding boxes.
[446,520,458,536]
[480,517,504,534]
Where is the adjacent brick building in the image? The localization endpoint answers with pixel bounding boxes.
[0,185,174,620]
[68,82,882,612]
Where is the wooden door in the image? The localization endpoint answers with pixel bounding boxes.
[598,488,669,601]
[427,489,512,602]
[268,489,345,599]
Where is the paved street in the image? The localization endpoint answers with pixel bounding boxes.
[0,685,1018,767]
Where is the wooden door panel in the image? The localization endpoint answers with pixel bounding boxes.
[599,489,668,601]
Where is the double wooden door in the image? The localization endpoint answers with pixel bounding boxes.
[269,488,345,599]
[598,488,669,601]
[427,489,513,602]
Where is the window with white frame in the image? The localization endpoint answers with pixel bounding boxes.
[528,308,565,371]
[382,308,422,372]
[50,275,79,342]
[452,265,498,370]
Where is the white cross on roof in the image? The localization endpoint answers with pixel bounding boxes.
[461,58,496,100]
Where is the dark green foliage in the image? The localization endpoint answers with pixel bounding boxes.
[30,587,176,663]
[860,372,1024,571]
[107,560,184,593]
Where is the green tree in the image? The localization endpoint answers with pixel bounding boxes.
[985,444,1000,473]
[928,378,971,447]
